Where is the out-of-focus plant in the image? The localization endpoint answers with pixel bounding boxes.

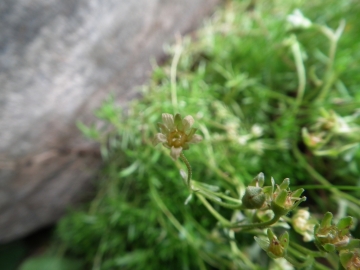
[49,0,360,269]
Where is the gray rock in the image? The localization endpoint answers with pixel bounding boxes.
[0,0,220,243]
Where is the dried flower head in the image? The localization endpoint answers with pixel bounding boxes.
[255,229,289,259]
[340,250,360,270]
[315,212,353,252]
[153,113,202,160]
[270,178,306,216]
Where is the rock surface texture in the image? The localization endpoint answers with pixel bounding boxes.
[0,0,220,243]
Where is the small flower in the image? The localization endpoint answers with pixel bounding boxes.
[270,178,306,216]
[255,229,290,259]
[153,113,202,160]
[287,9,312,29]
[314,212,353,252]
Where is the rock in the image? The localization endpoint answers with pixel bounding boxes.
[0,0,220,243]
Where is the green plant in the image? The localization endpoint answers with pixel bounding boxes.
[52,0,360,269]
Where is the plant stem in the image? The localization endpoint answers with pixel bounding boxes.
[180,153,192,189]
[290,242,325,258]
[196,189,243,209]
[292,144,360,206]
[316,21,345,103]
[192,181,244,204]
[291,36,306,112]
[150,181,191,242]
[151,181,223,269]
[284,254,304,269]
[293,185,360,191]
[288,246,332,270]
[228,215,281,230]
[196,193,233,227]
[228,230,258,269]
[170,36,182,113]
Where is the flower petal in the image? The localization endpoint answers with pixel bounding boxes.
[174,113,183,130]
[188,134,202,144]
[170,146,182,160]
[162,113,175,130]
[162,143,170,149]
[153,133,167,146]
[186,128,197,140]
[182,115,194,131]
[157,123,170,135]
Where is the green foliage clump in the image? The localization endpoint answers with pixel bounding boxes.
[54,0,360,269]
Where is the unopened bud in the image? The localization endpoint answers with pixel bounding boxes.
[242,186,265,209]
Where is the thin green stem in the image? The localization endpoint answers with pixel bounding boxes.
[292,145,360,206]
[288,246,332,270]
[150,181,192,242]
[291,36,306,112]
[290,242,325,258]
[192,181,244,204]
[228,215,281,230]
[284,254,305,269]
[317,73,337,102]
[196,193,233,227]
[313,263,333,270]
[316,21,345,102]
[196,189,243,209]
[151,182,226,269]
[294,185,360,191]
[228,230,258,269]
[180,153,192,189]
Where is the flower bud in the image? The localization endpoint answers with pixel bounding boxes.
[255,229,289,259]
[340,249,360,270]
[242,186,265,209]
[270,178,306,216]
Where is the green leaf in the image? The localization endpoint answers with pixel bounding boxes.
[119,161,140,178]
[320,212,333,228]
[323,243,336,252]
[174,113,183,130]
[254,236,269,251]
[76,121,100,140]
[279,178,290,189]
[337,216,353,230]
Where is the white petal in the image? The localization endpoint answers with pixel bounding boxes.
[182,115,194,130]
[162,113,175,130]
[170,146,182,160]
[153,133,167,146]
[188,134,202,144]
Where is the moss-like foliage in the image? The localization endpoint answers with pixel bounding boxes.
[53,0,360,269]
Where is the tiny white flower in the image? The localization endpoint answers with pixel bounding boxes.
[153,113,202,160]
[287,9,312,29]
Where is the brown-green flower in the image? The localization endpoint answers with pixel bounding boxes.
[314,212,353,252]
[255,229,289,259]
[153,113,202,160]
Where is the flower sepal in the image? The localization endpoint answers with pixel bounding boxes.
[340,249,360,270]
[241,173,266,209]
[255,229,289,259]
[314,212,353,252]
[270,178,306,216]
